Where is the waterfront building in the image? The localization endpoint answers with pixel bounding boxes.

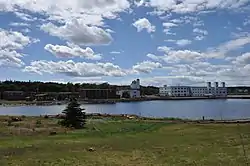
[159,85,191,97]
[159,82,227,97]
[116,79,141,98]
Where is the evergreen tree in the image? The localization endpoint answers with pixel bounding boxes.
[60,98,86,129]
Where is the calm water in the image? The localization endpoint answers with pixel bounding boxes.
[0,99,250,120]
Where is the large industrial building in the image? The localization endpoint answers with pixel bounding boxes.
[159,82,227,97]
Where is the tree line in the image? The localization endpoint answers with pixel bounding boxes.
[0,80,159,95]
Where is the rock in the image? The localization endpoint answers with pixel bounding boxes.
[11,117,22,122]
[88,147,95,152]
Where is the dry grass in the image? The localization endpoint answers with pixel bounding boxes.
[0,116,250,166]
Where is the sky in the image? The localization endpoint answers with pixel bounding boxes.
[0,0,250,87]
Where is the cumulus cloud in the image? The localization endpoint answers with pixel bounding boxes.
[176,39,192,47]
[0,0,130,47]
[148,0,249,13]
[23,60,127,77]
[132,61,162,73]
[44,43,102,60]
[1,0,130,25]
[162,50,204,63]
[233,53,250,65]
[41,20,113,46]
[0,28,35,67]
[132,18,156,33]
[0,50,24,67]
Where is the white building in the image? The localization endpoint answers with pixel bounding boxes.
[159,85,191,97]
[159,82,227,97]
[116,79,141,98]
[129,79,141,98]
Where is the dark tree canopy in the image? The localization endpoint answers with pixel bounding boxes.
[60,98,86,129]
[122,91,130,98]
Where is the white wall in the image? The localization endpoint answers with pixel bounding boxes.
[160,85,228,97]
[130,90,140,98]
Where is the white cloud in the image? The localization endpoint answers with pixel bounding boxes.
[1,0,130,25]
[193,28,208,35]
[147,10,167,16]
[134,0,145,6]
[193,28,208,40]
[147,53,160,61]
[207,36,250,58]
[0,28,34,67]
[41,20,113,46]
[0,50,24,67]
[142,76,205,86]
[194,36,205,41]
[106,29,115,33]
[132,61,162,73]
[0,0,130,47]
[0,29,31,50]
[132,18,156,33]
[9,22,30,27]
[14,12,37,22]
[149,0,249,13]
[176,39,192,47]
[162,50,204,63]
[44,43,102,60]
[110,51,121,54]
[23,60,127,77]
[157,46,172,53]
[233,53,250,65]
[162,22,177,35]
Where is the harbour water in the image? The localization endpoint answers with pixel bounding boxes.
[0,99,250,120]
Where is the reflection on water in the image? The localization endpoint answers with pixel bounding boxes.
[0,99,250,120]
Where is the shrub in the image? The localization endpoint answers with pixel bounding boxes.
[36,120,42,127]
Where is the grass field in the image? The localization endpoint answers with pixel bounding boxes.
[0,116,250,166]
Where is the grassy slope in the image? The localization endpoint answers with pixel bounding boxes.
[0,116,250,166]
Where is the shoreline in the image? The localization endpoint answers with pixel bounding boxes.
[2,113,250,124]
[0,95,250,107]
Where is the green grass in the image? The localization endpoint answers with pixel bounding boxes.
[0,116,250,166]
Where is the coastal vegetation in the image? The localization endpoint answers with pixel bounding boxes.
[0,80,159,95]
[0,115,249,165]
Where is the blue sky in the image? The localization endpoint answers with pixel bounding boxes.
[0,0,250,86]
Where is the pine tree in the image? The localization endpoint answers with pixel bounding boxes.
[60,98,86,129]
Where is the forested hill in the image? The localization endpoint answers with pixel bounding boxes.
[0,81,159,95]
